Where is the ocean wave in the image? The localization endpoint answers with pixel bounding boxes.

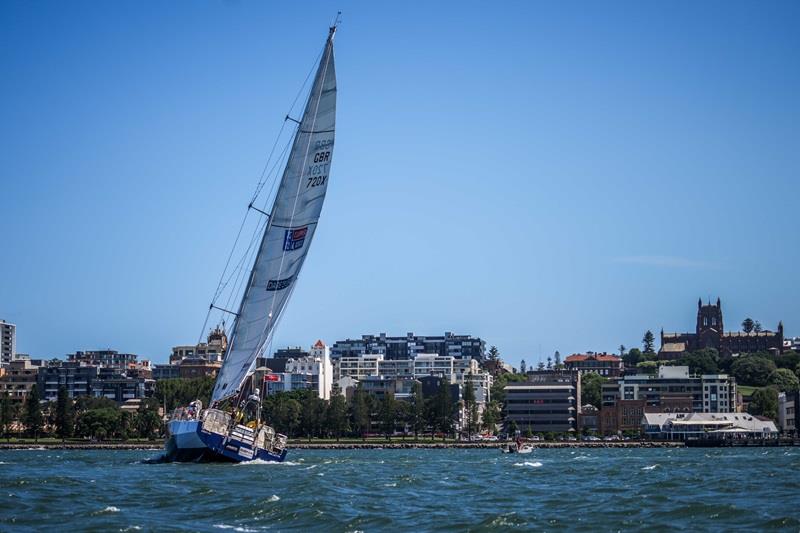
[514,461,542,468]
[95,506,121,514]
[268,494,280,502]
[234,459,299,466]
[641,464,659,471]
[213,524,257,532]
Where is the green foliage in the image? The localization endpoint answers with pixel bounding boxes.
[773,351,800,371]
[433,379,455,440]
[642,330,656,354]
[24,385,44,440]
[767,368,800,393]
[1,392,14,440]
[326,394,349,441]
[747,386,779,420]
[409,381,426,438]
[490,372,526,405]
[623,348,642,367]
[378,393,397,439]
[731,355,777,387]
[580,372,606,408]
[77,407,120,440]
[675,349,720,375]
[481,400,501,433]
[350,385,371,440]
[55,387,75,440]
[636,360,658,374]
[742,318,755,333]
[487,346,500,361]
[462,376,479,439]
[154,377,215,412]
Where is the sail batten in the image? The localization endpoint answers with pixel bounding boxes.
[211,31,337,403]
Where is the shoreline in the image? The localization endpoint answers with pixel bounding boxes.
[0,441,686,450]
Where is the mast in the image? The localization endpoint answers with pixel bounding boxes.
[211,27,337,404]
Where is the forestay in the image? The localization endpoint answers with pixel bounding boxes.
[212,29,337,403]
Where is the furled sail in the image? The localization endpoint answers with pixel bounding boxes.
[212,28,337,403]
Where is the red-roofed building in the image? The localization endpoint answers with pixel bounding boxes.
[564,353,623,377]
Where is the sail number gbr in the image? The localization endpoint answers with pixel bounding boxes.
[306,150,331,188]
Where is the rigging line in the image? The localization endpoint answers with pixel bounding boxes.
[261,39,333,353]
[216,123,289,303]
[222,215,269,314]
[251,47,324,204]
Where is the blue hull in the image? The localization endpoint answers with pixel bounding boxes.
[163,419,287,464]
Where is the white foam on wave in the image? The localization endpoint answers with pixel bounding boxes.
[268,494,280,502]
[213,524,257,532]
[97,506,120,514]
[235,459,299,466]
[641,464,658,471]
[0,461,10,465]
[514,461,542,468]
[304,464,318,470]
[384,482,397,487]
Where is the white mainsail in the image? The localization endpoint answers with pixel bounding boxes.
[212,28,337,403]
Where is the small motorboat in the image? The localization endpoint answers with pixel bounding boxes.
[502,440,534,454]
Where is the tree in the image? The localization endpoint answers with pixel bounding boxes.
[580,372,606,407]
[676,349,720,375]
[767,368,800,393]
[536,361,545,371]
[462,376,478,440]
[434,379,454,441]
[753,321,763,333]
[410,381,426,439]
[519,359,527,374]
[482,400,501,434]
[748,386,779,420]
[24,385,44,441]
[636,360,658,374]
[350,385,371,441]
[300,394,323,441]
[554,351,562,369]
[378,393,397,440]
[490,372,526,405]
[546,356,553,370]
[731,355,776,387]
[55,386,74,441]
[326,394,349,441]
[624,348,642,367]
[395,400,411,440]
[742,318,755,333]
[642,330,656,354]
[1,392,14,441]
[619,345,626,358]
[487,346,500,361]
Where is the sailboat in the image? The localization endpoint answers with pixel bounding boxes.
[163,23,338,463]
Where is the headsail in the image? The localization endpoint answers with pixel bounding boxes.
[212,28,337,403]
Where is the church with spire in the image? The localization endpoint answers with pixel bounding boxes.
[659,298,785,359]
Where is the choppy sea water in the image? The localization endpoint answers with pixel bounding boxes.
[1,447,799,531]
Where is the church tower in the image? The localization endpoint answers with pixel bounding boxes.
[696,297,724,335]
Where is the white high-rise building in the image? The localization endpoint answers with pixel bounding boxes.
[268,340,334,400]
[1,320,16,368]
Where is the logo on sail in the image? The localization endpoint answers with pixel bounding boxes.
[266,276,293,291]
[283,226,308,251]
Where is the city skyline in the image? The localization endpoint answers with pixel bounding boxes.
[2,2,798,367]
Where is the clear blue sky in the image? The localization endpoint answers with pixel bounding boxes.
[1,1,798,367]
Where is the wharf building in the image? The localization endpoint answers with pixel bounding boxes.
[564,353,623,377]
[1,320,16,367]
[503,371,581,434]
[331,332,485,362]
[642,412,778,441]
[599,366,737,435]
[659,298,785,359]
